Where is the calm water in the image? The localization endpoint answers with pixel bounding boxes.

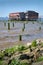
[0,21,43,43]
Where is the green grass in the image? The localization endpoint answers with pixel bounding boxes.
[0,51,4,59]
[31,40,37,47]
[4,46,17,56]
[9,58,29,65]
[9,58,20,65]
[0,60,7,65]
[4,45,26,56]
[17,45,26,51]
[37,56,43,62]
[0,60,3,65]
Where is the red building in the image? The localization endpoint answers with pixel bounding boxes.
[9,11,39,21]
[9,12,25,21]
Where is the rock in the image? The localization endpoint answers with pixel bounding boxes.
[29,54,34,59]
[3,56,9,60]
[20,60,31,65]
[35,48,40,53]
[30,48,33,52]
[19,54,30,60]
[8,59,12,65]
[32,61,43,65]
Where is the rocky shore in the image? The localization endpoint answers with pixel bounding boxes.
[0,40,43,65]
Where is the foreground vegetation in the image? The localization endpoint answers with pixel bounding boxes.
[0,40,43,65]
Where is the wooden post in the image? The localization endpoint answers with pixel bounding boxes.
[13,22,14,27]
[24,23,25,29]
[22,28,24,31]
[19,35,22,41]
[22,23,25,31]
[4,22,6,26]
[39,26,41,31]
[8,23,10,30]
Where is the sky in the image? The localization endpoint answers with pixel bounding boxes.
[0,0,43,17]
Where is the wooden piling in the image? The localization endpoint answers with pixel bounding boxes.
[8,23,10,30]
[19,35,22,41]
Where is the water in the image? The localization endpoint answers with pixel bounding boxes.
[0,21,43,43]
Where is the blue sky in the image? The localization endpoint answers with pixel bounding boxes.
[0,0,43,17]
